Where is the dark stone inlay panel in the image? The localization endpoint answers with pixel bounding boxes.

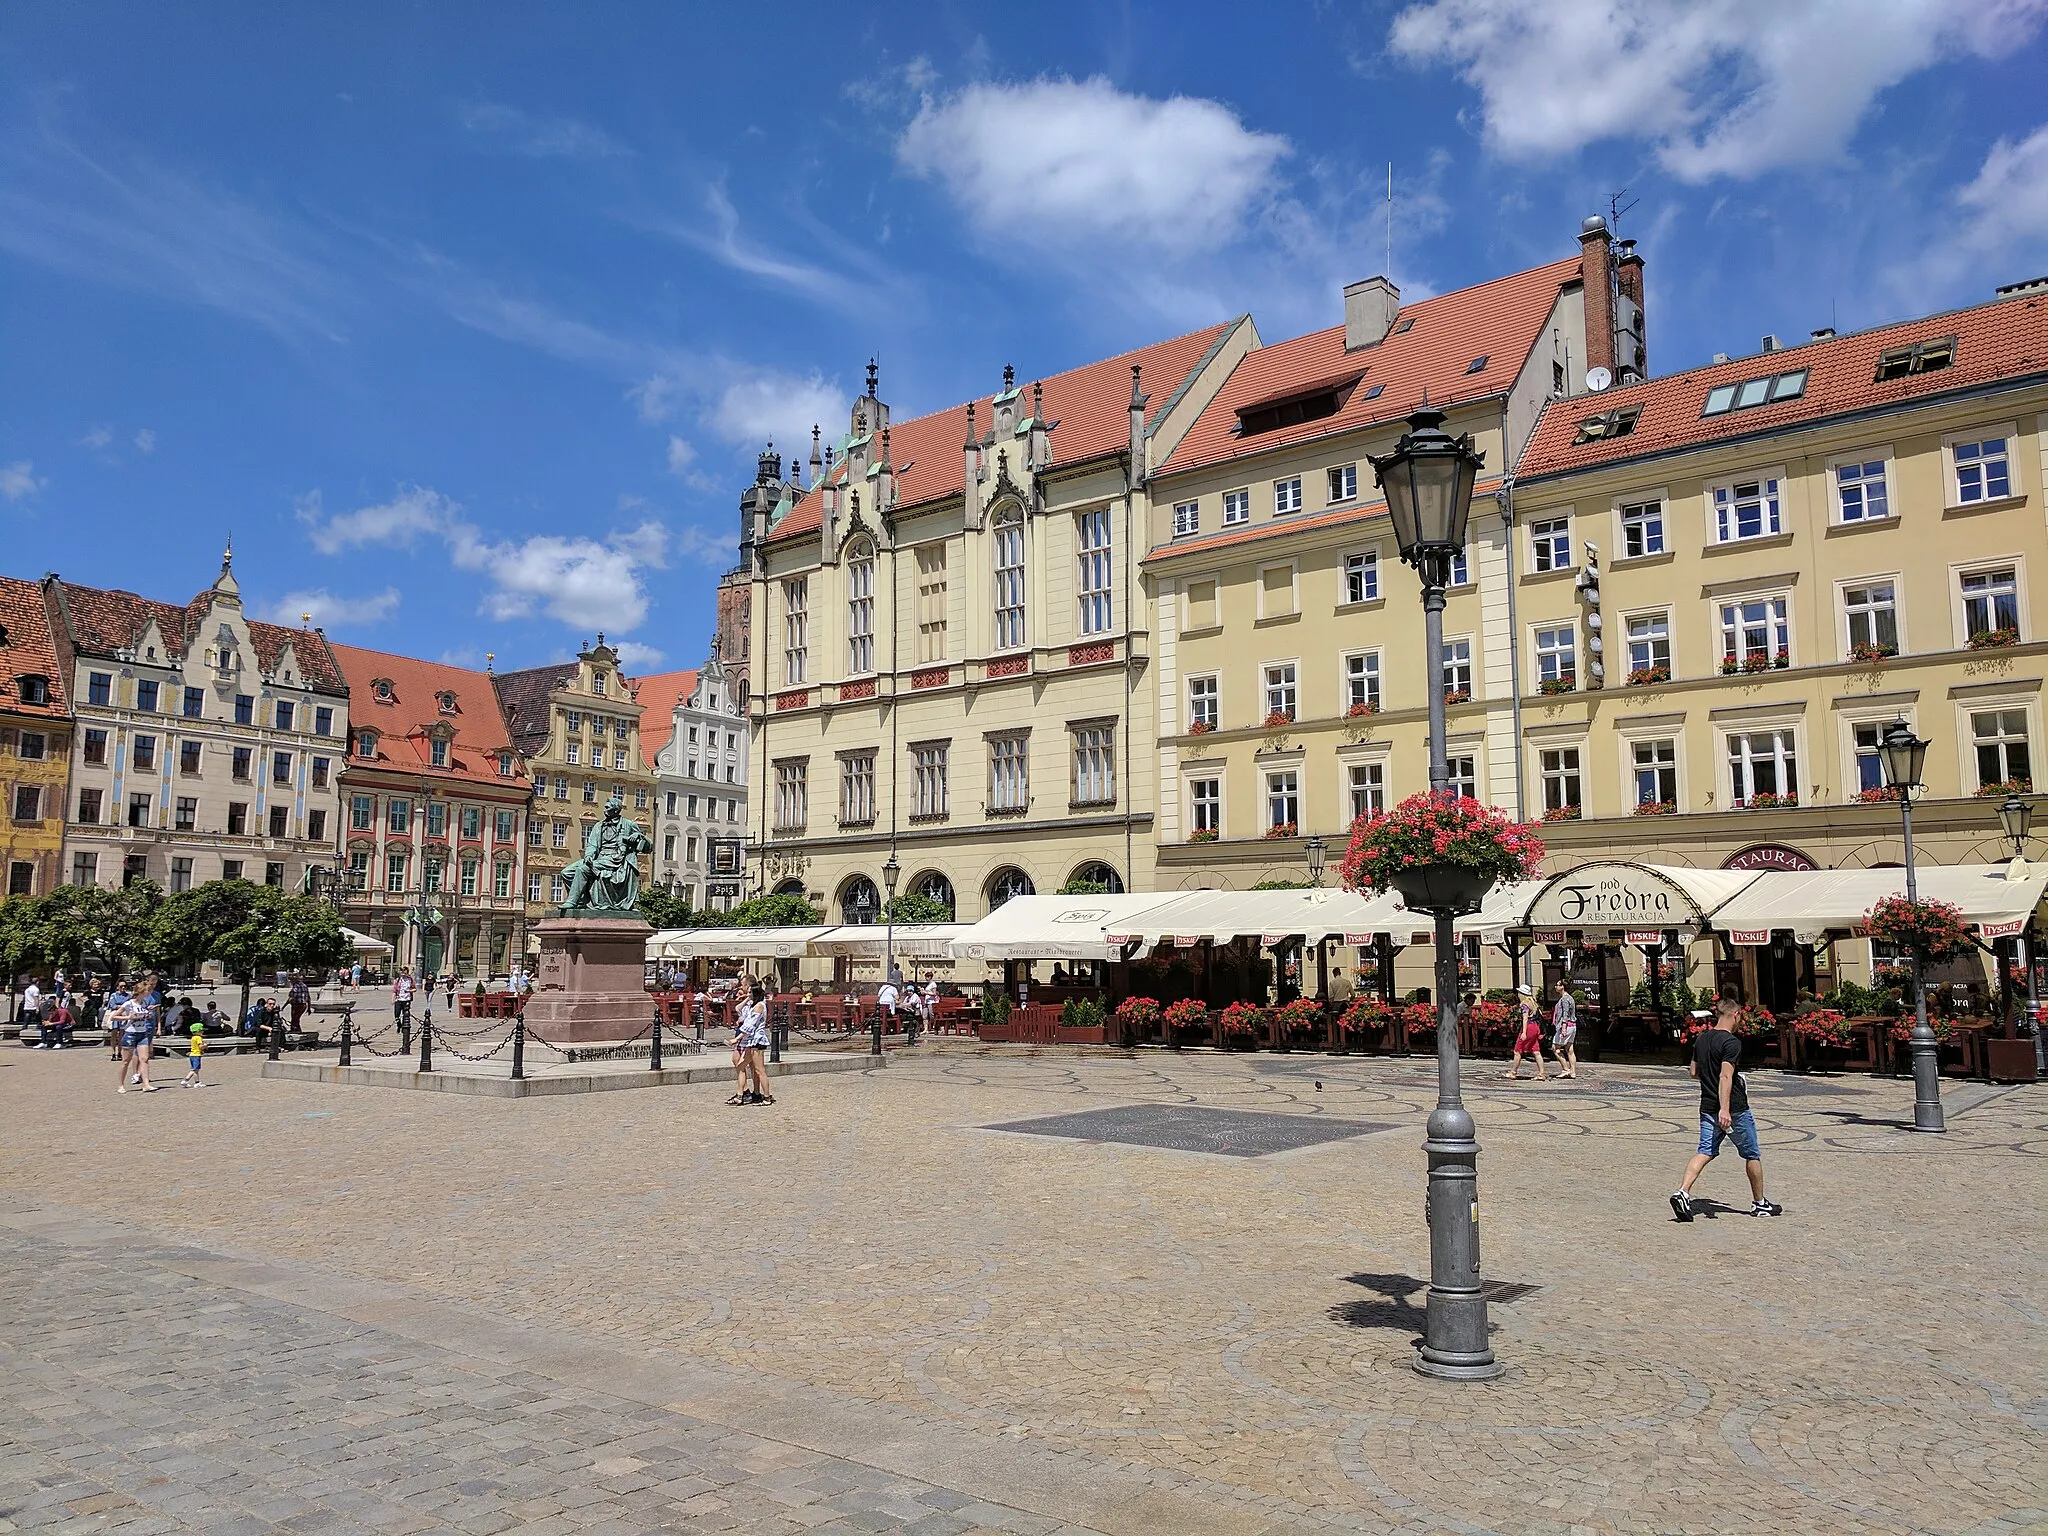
[988,1103,1395,1157]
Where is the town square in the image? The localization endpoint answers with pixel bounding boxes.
[5,2,2048,1531]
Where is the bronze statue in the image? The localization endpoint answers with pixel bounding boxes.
[562,794,651,916]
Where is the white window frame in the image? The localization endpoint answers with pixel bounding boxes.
[1841,711,1903,799]
[1071,723,1116,807]
[1172,500,1200,539]
[1263,661,1298,722]
[1968,705,2034,792]
[1186,674,1219,733]
[1627,734,1680,811]
[1725,726,1800,808]
[911,742,949,819]
[1445,750,1479,801]
[1624,610,1671,677]
[1345,757,1386,822]
[839,751,875,825]
[1264,768,1299,832]
[1709,472,1785,544]
[1538,745,1583,816]
[1829,451,1893,524]
[782,578,808,685]
[1945,424,2016,508]
[846,553,875,675]
[1617,495,1666,560]
[1838,575,1903,659]
[993,509,1027,650]
[1326,463,1357,504]
[1530,516,1572,573]
[1077,507,1114,635]
[1718,591,1792,670]
[1222,488,1251,527]
[1256,560,1299,620]
[1442,636,1474,699]
[1187,774,1222,837]
[1342,650,1381,713]
[1342,548,1380,606]
[1273,476,1303,515]
[988,733,1029,813]
[1954,559,2025,646]
[1533,625,1577,687]
[1447,549,1471,588]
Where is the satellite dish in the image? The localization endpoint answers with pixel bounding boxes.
[1585,366,1613,392]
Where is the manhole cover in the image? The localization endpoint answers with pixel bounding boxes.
[987,1103,1394,1158]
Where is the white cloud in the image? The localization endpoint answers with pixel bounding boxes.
[613,640,666,671]
[1955,123,2048,263]
[671,522,737,570]
[665,435,697,474]
[1389,0,2048,182]
[457,101,628,159]
[899,76,1290,252]
[0,460,45,501]
[77,425,112,449]
[629,374,679,422]
[711,370,844,450]
[297,485,461,555]
[257,587,401,628]
[132,428,155,453]
[450,521,668,632]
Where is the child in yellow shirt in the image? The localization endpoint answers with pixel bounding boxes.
[180,1017,205,1088]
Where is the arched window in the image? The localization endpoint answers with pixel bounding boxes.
[993,505,1025,650]
[841,874,880,925]
[773,878,806,897]
[987,867,1034,910]
[846,544,875,675]
[915,872,955,916]
[1067,861,1125,894]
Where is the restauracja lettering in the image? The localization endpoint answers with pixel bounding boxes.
[1555,879,1674,923]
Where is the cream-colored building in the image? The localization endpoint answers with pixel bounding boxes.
[743,331,1254,922]
[640,645,748,911]
[1506,282,2048,878]
[1143,222,1641,891]
[44,552,349,894]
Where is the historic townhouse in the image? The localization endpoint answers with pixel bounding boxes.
[329,645,531,977]
[640,644,749,910]
[1144,218,1646,889]
[744,326,1255,922]
[492,638,655,932]
[44,552,348,893]
[0,576,72,898]
[1508,278,2048,884]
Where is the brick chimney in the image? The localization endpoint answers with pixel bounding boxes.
[1578,215,1616,381]
[1616,237,1646,379]
[1343,276,1400,350]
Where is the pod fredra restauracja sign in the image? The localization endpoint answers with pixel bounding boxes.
[1525,865,1691,929]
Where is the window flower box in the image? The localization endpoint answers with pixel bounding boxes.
[1969,626,2020,650]
[1263,709,1295,729]
[1855,785,1904,803]
[1627,664,1671,686]
[1633,799,1677,816]
[1720,653,1741,675]
[1976,777,2033,797]
[1850,641,1897,664]
[1346,700,1380,719]
[1264,821,1299,840]
[1742,652,1773,674]
[1541,804,1582,822]
[1188,828,1219,843]
[1187,719,1213,736]
[1741,791,1798,809]
[1443,689,1471,705]
[1538,676,1576,695]
[1773,648,1790,668]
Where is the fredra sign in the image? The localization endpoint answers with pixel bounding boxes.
[1525,865,1695,929]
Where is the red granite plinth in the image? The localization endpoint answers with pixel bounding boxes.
[521,915,658,1044]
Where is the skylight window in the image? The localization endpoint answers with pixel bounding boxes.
[1701,369,1806,418]
[1363,383,1385,400]
[1572,406,1641,444]
[1391,318,1414,335]
[1466,355,1489,374]
[1874,335,1955,381]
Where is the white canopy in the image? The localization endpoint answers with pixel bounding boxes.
[811,923,970,960]
[949,893,1182,961]
[1111,886,1409,947]
[647,925,837,960]
[1451,880,1551,945]
[1705,862,2048,943]
[340,926,393,955]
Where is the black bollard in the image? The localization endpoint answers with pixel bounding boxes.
[338,1006,353,1068]
[267,1014,282,1062]
[769,999,782,1064]
[399,1006,411,1056]
[649,1003,663,1072]
[694,998,704,1044]
[419,1007,432,1073]
[511,1008,526,1080]
[870,1003,883,1057]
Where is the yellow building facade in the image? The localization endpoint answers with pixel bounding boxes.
[0,576,72,901]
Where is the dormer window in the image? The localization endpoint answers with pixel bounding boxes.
[1875,335,1955,381]
[1573,406,1642,444]
[498,752,516,778]
[1234,373,1364,438]
[593,671,608,696]
[15,675,49,707]
[430,736,449,768]
[1391,317,1414,335]
[0,624,10,645]
[355,729,378,758]
[436,690,458,715]
[372,678,395,703]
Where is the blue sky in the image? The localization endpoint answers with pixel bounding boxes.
[5,1,2046,672]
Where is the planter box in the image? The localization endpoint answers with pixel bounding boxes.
[1987,1037,2040,1083]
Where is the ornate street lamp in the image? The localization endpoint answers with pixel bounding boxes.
[881,852,902,1049]
[1998,792,2034,857]
[1995,793,2041,1069]
[1878,720,1942,1133]
[1368,407,1499,1380]
[1304,834,1327,888]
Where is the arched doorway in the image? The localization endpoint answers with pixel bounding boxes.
[986,867,1035,911]
[915,872,956,916]
[840,874,880,925]
[1067,861,1124,894]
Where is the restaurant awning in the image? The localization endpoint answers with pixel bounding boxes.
[810,923,971,960]
[949,893,1183,961]
[1451,880,1550,945]
[1110,886,1410,947]
[1704,862,2048,944]
[1516,862,1764,938]
[647,926,838,960]
[340,926,394,955]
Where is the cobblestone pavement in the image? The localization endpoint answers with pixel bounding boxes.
[1,1044,2044,1535]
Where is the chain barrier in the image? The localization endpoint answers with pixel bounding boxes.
[436,1028,519,1064]
[524,1015,656,1061]
[415,1015,512,1040]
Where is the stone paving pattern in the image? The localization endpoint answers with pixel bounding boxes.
[1,1043,2044,1534]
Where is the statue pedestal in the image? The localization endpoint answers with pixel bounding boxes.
[521,915,657,1044]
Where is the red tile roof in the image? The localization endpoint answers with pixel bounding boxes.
[0,577,67,719]
[1156,257,1584,479]
[1517,288,2048,481]
[766,321,1239,546]
[328,643,526,791]
[630,668,699,762]
[1143,477,1507,565]
[47,576,347,693]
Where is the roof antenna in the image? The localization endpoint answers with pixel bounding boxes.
[1385,162,1393,280]
[1606,188,1640,234]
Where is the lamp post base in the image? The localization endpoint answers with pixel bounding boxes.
[1414,1347,1506,1382]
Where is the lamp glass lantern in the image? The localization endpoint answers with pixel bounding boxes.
[1878,720,1929,793]
[1304,834,1327,887]
[882,854,901,901]
[1367,407,1484,566]
[1999,793,2034,855]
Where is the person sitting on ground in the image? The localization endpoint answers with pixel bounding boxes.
[43,993,75,1050]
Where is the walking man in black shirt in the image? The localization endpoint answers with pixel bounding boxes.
[1671,994,1783,1220]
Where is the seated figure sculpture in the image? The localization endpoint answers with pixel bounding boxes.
[562,794,652,916]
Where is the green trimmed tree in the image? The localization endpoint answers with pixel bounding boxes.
[882,891,952,924]
[723,892,820,927]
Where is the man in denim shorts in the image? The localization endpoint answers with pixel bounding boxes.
[1671,994,1782,1220]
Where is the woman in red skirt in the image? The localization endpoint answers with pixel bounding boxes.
[1506,983,1547,1081]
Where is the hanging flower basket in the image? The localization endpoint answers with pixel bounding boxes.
[1340,791,1543,917]
[1866,895,1971,958]
[1791,1008,1854,1048]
